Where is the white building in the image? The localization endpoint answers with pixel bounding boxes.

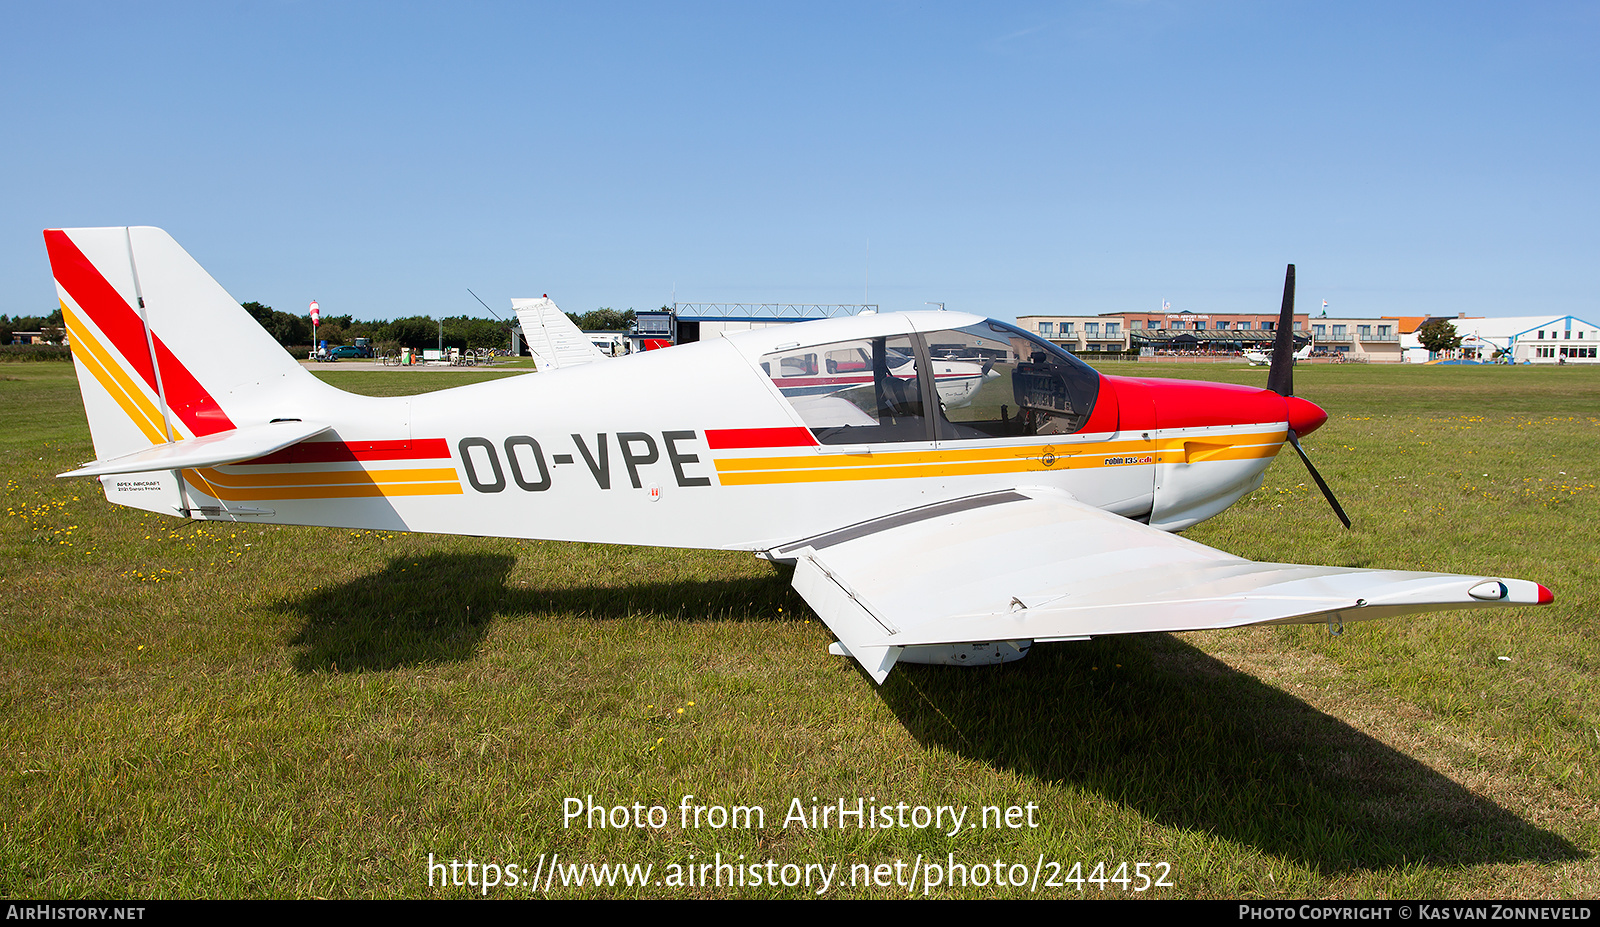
[1440,315,1600,364]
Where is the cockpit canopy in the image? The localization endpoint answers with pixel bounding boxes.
[759,319,1102,445]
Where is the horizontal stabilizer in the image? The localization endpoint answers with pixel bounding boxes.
[58,420,332,478]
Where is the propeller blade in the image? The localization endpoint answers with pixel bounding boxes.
[1287,428,1351,528]
[1266,264,1297,397]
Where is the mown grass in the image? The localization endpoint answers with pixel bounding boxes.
[1,361,1595,898]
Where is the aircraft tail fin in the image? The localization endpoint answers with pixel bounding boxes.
[513,296,610,370]
[45,227,332,458]
[46,227,350,514]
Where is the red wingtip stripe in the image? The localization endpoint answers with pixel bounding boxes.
[705,427,819,450]
[44,229,235,437]
[1537,584,1554,605]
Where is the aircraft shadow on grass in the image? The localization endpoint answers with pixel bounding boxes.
[877,635,1584,873]
[279,552,1579,873]
[279,551,800,673]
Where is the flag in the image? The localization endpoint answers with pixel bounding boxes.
[1162,300,1171,312]
[309,300,320,326]
[1322,300,1328,310]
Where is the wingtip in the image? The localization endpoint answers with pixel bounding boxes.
[1537,583,1555,605]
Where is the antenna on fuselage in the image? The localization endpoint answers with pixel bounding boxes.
[467,288,504,322]
[467,287,516,351]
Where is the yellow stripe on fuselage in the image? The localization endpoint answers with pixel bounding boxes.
[184,465,463,501]
[712,429,1287,485]
[192,467,460,489]
[184,465,462,501]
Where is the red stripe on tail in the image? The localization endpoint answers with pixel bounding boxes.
[44,230,235,437]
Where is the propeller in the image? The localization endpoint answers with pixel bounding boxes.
[1266,264,1351,528]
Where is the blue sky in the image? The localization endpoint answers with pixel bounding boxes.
[5,2,1597,324]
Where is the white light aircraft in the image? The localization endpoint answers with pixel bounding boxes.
[47,228,1552,683]
[1245,342,1312,366]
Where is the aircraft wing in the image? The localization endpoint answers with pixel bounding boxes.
[772,487,1547,683]
[512,297,610,370]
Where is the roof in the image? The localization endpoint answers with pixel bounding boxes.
[1383,316,1430,335]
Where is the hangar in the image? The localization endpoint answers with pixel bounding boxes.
[662,303,872,347]
[1451,315,1600,364]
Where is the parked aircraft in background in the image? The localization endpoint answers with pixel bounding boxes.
[47,228,1551,683]
[1245,341,1312,366]
[512,296,611,371]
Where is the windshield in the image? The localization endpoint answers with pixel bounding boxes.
[921,319,1102,438]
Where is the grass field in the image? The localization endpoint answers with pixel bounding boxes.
[2,360,1596,899]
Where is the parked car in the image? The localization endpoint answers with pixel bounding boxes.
[329,345,365,359]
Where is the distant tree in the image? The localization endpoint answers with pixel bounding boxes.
[240,301,274,325]
[316,322,346,346]
[267,311,311,347]
[6,308,63,335]
[1416,319,1462,355]
[464,318,509,350]
[575,308,635,331]
[240,301,313,347]
[382,316,439,349]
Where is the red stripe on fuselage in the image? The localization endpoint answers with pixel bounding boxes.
[704,427,819,450]
[43,230,235,437]
[240,438,452,466]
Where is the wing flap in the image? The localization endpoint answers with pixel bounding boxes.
[777,488,1549,682]
[791,554,903,683]
[58,420,332,477]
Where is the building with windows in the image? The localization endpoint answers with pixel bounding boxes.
[1429,315,1600,364]
[1507,316,1600,363]
[1120,309,1306,337]
[1019,310,1315,356]
[1304,317,1403,362]
[1019,310,1405,360]
[1018,315,1128,353]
